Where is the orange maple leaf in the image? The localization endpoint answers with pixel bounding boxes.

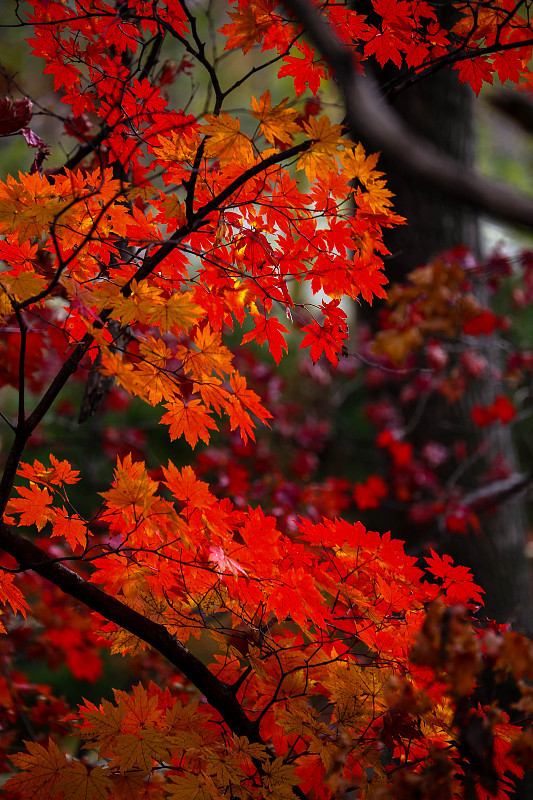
[203,112,254,165]
[17,455,80,487]
[0,570,29,619]
[55,763,113,800]
[161,462,215,523]
[297,115,344,183]
[161,397,218,447]
[103,279,164,326]
[220,0,274,53]
[78,696,126,753]
[0,267,46,303]
[51,507,87,551]
[6,739,67,797]
[148,290,202,334]
[181,325,235,380]
[250,91,300,145]
[194,377,231,415]
[227,373,272,443]
[100,454,159,518]
[135,336,176,406]
[8,484,54,530]
[340,143,382,188]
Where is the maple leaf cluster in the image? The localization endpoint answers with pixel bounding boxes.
[0,1,533,800]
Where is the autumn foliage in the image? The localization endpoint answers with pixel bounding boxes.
[2,1,533,799]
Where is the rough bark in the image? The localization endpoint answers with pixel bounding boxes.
[376,68,480,280]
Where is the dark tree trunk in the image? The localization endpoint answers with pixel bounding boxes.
[378,68,480,280]
[356,69,533,797]
[356,67,532,632]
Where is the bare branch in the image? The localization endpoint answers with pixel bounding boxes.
[489,87,533,136]
[462,472,533,512]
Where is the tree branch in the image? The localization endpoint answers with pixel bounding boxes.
[134,139,312,281]
[0,520,256,740]
[488,87,533,136]
[461,472,533,512]
[284,0,533,230]
[0,519,311,800]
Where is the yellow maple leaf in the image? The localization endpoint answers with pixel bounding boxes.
[1,267,47,303]
[372,325,424,365]
[164,701,203,750]
[99,624,147,657]
[56,762,113,800]
[203,112,254,165]
[167,771,220,800]
[108,771,149,800]
[324,662,390,728]
[125,184,157,202]
[204,748,247,787]
[108,279,164,326]
[113,728,170,773]
[230,735,268,765]
[250,91,300,145]
[6,738,67,797]
[148,290,202,333]
[100,454,158,518]
[297,115,344,183]
[0,286,12,319]
[340,143,382,188]
[262,757,298,800]
[158,192,187,225]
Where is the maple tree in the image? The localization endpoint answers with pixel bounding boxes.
[3,1,533,799]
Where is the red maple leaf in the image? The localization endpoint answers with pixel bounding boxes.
[278,41,328,96]
[299,320,344,366]
[353,475,388,510]
[425,549,484,604]
[241,315,289,364]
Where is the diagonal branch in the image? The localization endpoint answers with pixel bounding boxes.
[0,520,311,800]
[284,0,533,230]
[0,519,256,739]
[135,138,312,281]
